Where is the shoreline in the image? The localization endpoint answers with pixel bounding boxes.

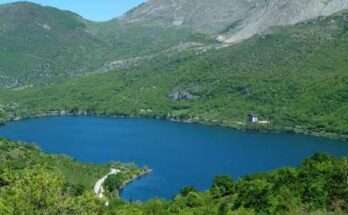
[116,168,153,199]
[94,168,120,199]
[120,168,153,190]
[94,167,152,202]
[1,110,347,142]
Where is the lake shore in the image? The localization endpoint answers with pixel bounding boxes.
[2,110,347,142]
[94,167,152,203]
[1,115,347,201]
[116,168,153,199]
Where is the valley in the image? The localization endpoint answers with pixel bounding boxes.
[0,1,348,214]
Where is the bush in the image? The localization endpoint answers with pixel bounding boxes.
[104,173,126,193]
[180,186,198,197]
[211,176,235,198]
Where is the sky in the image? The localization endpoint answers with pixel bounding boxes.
[0,0,146,21]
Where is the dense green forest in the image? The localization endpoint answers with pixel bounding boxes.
[0,139,347,214]
[0,138,148,214]
[1,11,348,139]
[0,2,211,88]
[1,3,348,215]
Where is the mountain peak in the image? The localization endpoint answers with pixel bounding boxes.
[0,1,46,10]
[122,0,348,43]
[0,1,82,21]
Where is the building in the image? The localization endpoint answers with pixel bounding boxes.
[248,113,258,123]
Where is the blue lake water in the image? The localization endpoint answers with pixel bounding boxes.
[0,116,347,201]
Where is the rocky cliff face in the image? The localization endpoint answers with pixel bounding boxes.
[122,0,348,43]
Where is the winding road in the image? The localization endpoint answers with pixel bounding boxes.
[94,168,120,199]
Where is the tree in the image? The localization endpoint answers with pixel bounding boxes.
[218,202,230,215]
[0,176,8,187]
[300,153,334,210]
[185,192,204,208]
[180,186,198,197]
[1,166,104,214]
[211,176,235,198]
[104,173,126,193]
[234,178,272,212]
[0,198,12,215]
[143,199,167,214]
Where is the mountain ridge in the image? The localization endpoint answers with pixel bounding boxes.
[1,0,348,88]
[122,0,348,43]
[1,9,348,138]
[0,1,209,88]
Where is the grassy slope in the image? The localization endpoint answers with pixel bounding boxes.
[1,11,348,138]
[0,2,211,88]
[88,20,212,59]
[0,2,113,87]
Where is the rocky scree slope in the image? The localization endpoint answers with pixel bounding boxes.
[122,0,348,43]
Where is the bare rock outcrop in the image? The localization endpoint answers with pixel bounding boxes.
[122,0,348,43]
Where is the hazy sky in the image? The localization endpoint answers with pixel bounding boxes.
[0,0,146,21]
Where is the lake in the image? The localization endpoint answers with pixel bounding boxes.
[0,116,347,201]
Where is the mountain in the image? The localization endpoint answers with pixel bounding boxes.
[0,2,114,87]
[123,0,348,43]
[2,0,348,88]
[1,2,348,214]
[0,2,209,88]
[1,1,348,137]
[2,10,348,138]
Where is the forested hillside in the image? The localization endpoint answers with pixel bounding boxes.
[1,1,348,214]
[0,2,111,87]
[0,2,210,88]
[1,11,348,138]
[2,0,347,88]
[0,138,147,214]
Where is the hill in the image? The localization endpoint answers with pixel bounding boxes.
[122,0,348,43]
[1,2,348,214]
[0,2,210,88]
[1,10,348,138]
[1,1,348,88]
[0,2,113,87]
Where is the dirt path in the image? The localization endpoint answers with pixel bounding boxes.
[94,168,120,199]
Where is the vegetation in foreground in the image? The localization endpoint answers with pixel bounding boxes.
[0,139,347,214]
[0,138,146,214]
[0,4,347,215]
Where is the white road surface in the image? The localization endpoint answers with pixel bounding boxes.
[94,168,120,199]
